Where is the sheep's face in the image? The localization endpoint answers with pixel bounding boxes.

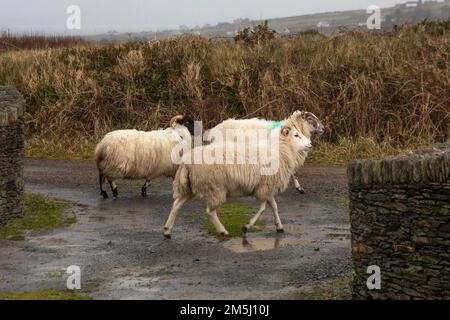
[281,126,312,153]
[175,116,195,136]
[291,111,324,135]
[302,112,324,135]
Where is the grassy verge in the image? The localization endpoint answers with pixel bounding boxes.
[2,22,448,148]
[204,202,266,239]
[284,275,352,300]
[0,289,92,300]
[25,135,96,161]
[307,137,413,165]
[25,135,417,165]
[0,193,76,239]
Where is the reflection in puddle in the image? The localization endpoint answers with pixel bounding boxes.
[265,225,305,233]
[224,237,311,253]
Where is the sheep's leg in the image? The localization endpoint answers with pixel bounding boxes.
[207,207,229,237]
[293,175,305,194]
[269,197,284,233]
[108,180,118,198]
[243,201,267,234]
[164,196,189,239]
[141,181,148,197]
[99,174,108,199]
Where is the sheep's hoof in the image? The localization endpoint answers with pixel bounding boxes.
[242,225,252,234]
[296,187,305,194]
[141,189,147,197]
[164,233,171,239]
[276,228,285,233]
[220,231,229,237]
[112,189,118,198]
[101,191,108,199]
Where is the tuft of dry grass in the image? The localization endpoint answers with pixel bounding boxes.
[1,21,449,162]
[0,32,88,52]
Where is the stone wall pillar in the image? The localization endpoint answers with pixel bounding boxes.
[348,143,450,299]
[0,87,25,225]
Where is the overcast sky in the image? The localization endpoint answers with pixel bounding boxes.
[0,0,410,34]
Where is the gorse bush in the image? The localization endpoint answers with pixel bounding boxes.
[234,21,276,46]
[0,21,449,161]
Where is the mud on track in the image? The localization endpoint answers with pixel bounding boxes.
[0,160,351,299]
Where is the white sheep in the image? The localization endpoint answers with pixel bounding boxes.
[206,111,324,194]
[163,117,313,239]
[95,115,194,198]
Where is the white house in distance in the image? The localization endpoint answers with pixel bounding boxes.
[405,1,418,7]
[317,21,330,28]
[406,0,445,7]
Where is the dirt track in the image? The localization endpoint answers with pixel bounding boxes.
[0,160,351,299]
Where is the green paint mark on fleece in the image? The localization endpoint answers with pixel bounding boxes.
[269,121,285,130]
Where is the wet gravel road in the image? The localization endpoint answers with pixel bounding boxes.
[0,160,352,299]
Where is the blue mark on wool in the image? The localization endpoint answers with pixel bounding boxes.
[269,121,285,130]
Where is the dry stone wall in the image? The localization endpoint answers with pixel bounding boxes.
[348,142,450,299]
[0,87,25,225]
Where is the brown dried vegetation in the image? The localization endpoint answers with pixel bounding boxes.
[0,21,448,162]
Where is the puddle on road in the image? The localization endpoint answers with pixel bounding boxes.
[89,215,106,222]
[39,237,69,245]
[265,225,304,233]
[223,222,311,253]
[103,276,162,299]
[326,233,351,240]
[224,236,311,253]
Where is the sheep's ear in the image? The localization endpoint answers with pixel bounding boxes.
[290,110,306,123]
[281,126,291,136]
[304,113,320,129]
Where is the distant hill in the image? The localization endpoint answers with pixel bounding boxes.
[88,0,450,42]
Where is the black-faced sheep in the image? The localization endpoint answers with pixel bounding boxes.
[95,115,194,198]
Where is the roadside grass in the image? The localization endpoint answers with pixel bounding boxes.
[25,135,415,165]
[25,135,96,161]
[307,137,412,165]
[284,275,352,300]
[204,202,266,239]
[0,193,76,239]
[3,23,448,151]
[0,289,92,300]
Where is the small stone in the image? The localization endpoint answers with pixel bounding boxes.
[392,244,415,253]
[352,244,374,254]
